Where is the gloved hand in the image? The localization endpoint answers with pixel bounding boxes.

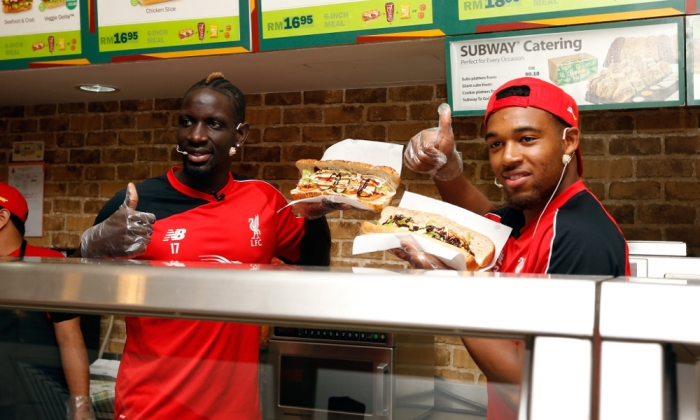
[292,198,353,220]
[66,395,95,420]
[80,183,156,258]
[404,103,463,181]
[389,237,451,270]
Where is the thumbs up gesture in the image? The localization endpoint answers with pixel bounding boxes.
[403,103,464,181]
[80,183,156,258]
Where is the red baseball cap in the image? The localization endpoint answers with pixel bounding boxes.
[484,77,583,176]
[0,182,28,224]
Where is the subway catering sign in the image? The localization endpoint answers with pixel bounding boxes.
[458,38,582,56]
[446,17,685,115]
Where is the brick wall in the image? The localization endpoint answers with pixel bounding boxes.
[2,85,700,383]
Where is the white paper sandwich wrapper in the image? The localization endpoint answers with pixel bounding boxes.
[282,139,404,211]
[352,192,512,272]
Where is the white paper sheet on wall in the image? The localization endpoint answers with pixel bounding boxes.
[8,163,44,238]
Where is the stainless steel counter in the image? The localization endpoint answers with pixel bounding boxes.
[0,258,606,339]
[11,258,700,419]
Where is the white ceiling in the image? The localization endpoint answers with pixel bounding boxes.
[0,38,447,106]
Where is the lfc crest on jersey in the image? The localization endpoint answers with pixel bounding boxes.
[249,214,262,247]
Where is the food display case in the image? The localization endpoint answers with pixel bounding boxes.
[628,240,700,280]
[600,241,700,420]
[0,258,605,420]
[600,276,700,420]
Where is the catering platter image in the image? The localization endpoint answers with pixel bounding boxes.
[584,34,679,105]
[585,75,679,104]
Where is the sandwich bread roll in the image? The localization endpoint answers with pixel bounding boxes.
[291,159,400,212]
[41,0,65,8]
[361,206,495,270]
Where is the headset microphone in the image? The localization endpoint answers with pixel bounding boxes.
[176,146,188,155]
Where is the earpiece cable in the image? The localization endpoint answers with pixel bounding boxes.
[531,156,570,240]
[531,127,573,240]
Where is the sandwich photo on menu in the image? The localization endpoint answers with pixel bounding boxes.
[2,0,33,12]
[41,0,64,8]
[291,159,400,212]
[586,34,678,104]
[178,28,194,40]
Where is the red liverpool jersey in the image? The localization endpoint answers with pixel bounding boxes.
[483,180,629,420]
[95,168,305,420]
[487,180,629,277]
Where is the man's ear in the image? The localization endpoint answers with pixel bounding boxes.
[0,209,11,230]
[236,123,250,147]
[562,126,580,156]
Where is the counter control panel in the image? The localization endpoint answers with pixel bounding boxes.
[272,327,392,347]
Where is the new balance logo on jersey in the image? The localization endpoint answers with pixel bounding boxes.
[163,229,186,241]
[249,215,262,247]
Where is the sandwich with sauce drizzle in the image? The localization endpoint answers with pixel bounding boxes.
[291,159,400,211]
[362,206,496,270]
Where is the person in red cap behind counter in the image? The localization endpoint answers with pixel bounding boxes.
[397,78,630,419]
[0,182,94,420]
[0,182,63,261]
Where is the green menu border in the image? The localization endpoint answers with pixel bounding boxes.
[686,15,699,104]
[446,17,686,117]
[0,0,251,70]
[257,0,446,52]
[443,0,687,36]
[0,0,693,70]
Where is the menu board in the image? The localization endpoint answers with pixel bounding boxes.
[445,0,685,35]
[97,0,241,53]
[0,0,81,61]
[447,18,684,116]
[686,16,700,105]
[259,0,438,50]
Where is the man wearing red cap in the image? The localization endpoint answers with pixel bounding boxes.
[400,78,629,420]
[0,182,94,420]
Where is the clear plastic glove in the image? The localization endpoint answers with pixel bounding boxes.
[79,258,154,266]
[66,395,95,420]
[80,183,156,258]
[292,198,353,220]
[404,103,463,181]
[389,237,452,270]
